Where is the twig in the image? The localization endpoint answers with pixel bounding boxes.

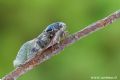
[2,10,120,80]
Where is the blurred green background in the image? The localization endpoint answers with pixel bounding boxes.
[0,0,120,80]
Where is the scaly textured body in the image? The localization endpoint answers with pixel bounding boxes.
[13,22,67,67]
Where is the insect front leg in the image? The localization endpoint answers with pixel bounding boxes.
[60,30,69,40]
[48,30,68,50]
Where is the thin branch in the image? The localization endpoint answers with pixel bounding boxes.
[2,10,120,80]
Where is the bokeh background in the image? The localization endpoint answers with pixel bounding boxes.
[0,0,120,80]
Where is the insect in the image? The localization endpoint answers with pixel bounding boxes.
[13,22,67,67]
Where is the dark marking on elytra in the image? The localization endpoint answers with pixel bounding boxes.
[31,47,39,53]
[36,40,47,48]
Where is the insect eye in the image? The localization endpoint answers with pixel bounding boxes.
[46,28,52,32]
[45,26,53,32]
